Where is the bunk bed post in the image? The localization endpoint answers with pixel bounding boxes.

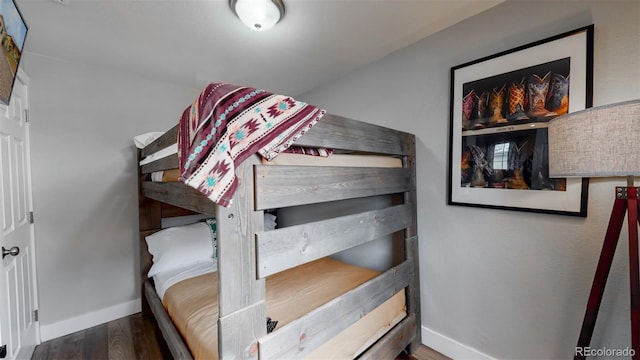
[138,149,162,316]
[404,135,422,354]
[215,155,267,359]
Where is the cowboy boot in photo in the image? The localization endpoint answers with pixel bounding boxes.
[506,78,529,123]
[504,140,529,189]
[461,149,472,186]
[546,73,569,115]
[470,145,492,187]
[474,90,489,128]
[488,84,508,127]
[527,72,557,120]
[505,167,529,189]
[471,166,487,188]
[491,170,506,188]
[462,89,476,130]
[527,134,553,190]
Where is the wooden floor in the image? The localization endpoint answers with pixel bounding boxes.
[32,313,171,360]
[32,313,450,360]
[398,346,451,360]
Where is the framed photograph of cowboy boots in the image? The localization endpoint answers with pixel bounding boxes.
[448,25,593,216]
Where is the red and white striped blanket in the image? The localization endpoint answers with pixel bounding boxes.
[178,83,326,207]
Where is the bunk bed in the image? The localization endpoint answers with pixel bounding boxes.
[137,83,421,359]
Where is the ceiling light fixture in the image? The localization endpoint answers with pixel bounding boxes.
[229,0,285,31]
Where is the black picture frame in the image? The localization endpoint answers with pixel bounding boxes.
[0,0,27,106]
[447,25,593,217]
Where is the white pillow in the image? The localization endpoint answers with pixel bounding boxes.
[145,222,215,278]
[133,132,165,149]
[264,213,277,231]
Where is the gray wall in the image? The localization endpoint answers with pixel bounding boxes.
[298,1,640,358]
[21,54,198,338]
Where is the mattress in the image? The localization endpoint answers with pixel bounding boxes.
[159,257,406,359]
[260,152,403,168]
[151,168,181,182]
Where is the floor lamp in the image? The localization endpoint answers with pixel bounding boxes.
[548,99,640,359]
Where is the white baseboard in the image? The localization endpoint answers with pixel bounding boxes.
[40,298,141,341]
[422,325,495,360]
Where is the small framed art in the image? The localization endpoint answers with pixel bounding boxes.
[0,0,27,106]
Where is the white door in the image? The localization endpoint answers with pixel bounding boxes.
[0,71,38,360]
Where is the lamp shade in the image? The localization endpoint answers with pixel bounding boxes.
[230,0,285,31]
[548,99,640,178]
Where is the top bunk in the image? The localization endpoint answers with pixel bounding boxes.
[138,112,416,216]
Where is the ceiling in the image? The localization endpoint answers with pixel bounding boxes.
[16,0,503,96]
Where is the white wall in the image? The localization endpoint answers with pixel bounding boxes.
[21,53,199,340]
[299,1,640,359]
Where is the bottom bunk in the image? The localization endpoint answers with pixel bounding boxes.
[145,256,407,359]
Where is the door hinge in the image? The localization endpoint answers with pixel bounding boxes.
[0,344,6,359]
[34,309,39,322]
[28,211,34,224]
[24,109,29,123]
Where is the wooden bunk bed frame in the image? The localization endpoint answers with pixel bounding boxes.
[137,113,421,359]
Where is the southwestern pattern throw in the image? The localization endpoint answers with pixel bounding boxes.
[178,83,326,207]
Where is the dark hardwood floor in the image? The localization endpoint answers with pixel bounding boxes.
[32,313,171,360]
[32,313,449,360]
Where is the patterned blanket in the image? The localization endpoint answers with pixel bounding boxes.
[178,83,326,207]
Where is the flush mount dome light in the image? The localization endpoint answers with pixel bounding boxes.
[229,0,285,31]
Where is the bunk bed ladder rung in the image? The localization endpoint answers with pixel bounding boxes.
[254,165,412,210]
[293,113,414,156]
[142,182,216,216]
[256,203,413,278]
